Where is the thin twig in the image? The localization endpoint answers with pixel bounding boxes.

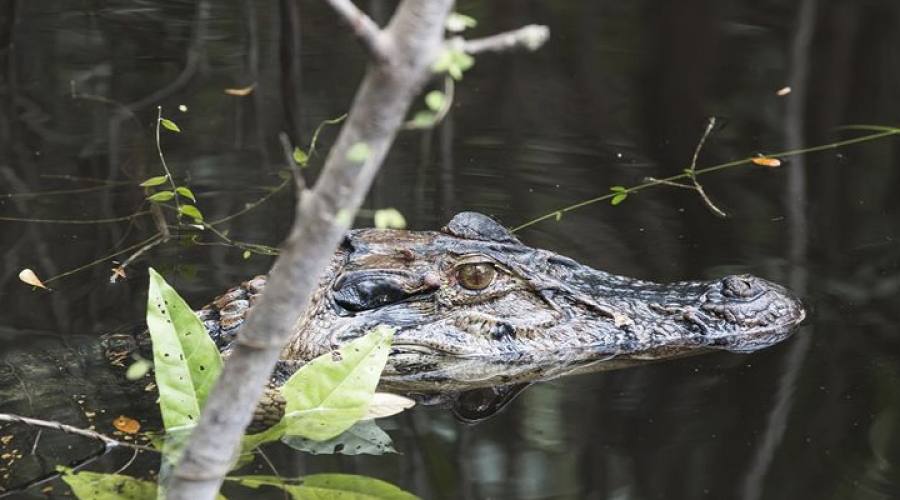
[324,0,391,62]
[278,132,307,192]
[643,177,694,190]
[42,233,163,284]
[155,106,181,210]
[458,24,550,54]
[510,127,900,232]
[0,211,150,224]
[684,117,727,217]
[0,413,156,453]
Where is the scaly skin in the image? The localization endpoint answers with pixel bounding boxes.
[199,212,806,394]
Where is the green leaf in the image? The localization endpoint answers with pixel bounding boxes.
[373,208,406,229]
[446,12,477,32]
[280,326,394,441]
[609,185,626,193]
[160,118,181,133]
[59,466,157,500]
[447,64,463,81]
[282,420,396,456]
[146,268,223,430]
[179,204,204,223]
[237,473,418,500]
[292,147,309,167]
[147,191,175,202]
[432,50,453,73]
[611,193,628,206]
[242,250,251,260]
[140,175,168,187]
[175,186,196,201]
[554,211,562,221]
[346,142,371,163]
[454,51,474,72]
[410,111,436,129]
[125,359,152,380]
[424,91,445,111]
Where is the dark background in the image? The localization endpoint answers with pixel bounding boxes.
[1,0,899,498]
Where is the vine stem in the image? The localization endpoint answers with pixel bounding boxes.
[511,127,900,233]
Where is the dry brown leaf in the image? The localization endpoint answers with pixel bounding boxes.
[224,84,255,96]
[751,156,782,168]
[363,392,415,420]
[112,415,141,434]
[18,269,48,289]
[110,266,127,283]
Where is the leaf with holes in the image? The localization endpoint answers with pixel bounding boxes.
[147,268,222,431]
[59,467,157,500]
[280,326,394,441]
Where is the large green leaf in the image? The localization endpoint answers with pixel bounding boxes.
[282,419,396,456]
[280,326,393,441]
[236,474,418,500]
[59,467,157,500]
[146,268,223,430]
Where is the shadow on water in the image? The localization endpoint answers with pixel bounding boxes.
[1,1,900,498]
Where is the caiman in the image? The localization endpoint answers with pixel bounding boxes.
[1,212,806,430]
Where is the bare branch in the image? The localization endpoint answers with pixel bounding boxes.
[325,0,392,62]
[165,1,454,498]
[0,413,155,453]
[459,24,550,54]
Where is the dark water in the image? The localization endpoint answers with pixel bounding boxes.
[1,1,899,498]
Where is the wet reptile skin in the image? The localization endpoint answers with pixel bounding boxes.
[196,212,805,411]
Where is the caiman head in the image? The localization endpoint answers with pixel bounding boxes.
[277,212,806,392]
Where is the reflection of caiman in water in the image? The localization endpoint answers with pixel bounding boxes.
[1,212,806,431]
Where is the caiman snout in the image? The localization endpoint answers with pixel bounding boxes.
[700,274,806,348]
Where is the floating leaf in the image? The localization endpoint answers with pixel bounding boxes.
[425,91,445,111]
[364,393,415,420]
[175,186,196,201]
[752,156,782,168]
[112,415,141,434]
[147,191,175,202]
[140,175,168,187]
[282,420,396,456]
[160,118,181,133]
[125,359,151,380]
[280,326,394,441]
[611,193,628,206]
[59,467,157,499]
[373,208,406,230]
[224,84,255,96]
[238,473,418,500]
[146,268,223,430]
[179,204,204,223]
[446,12,477,32]
[347,142,371,163]
[18,268,48,289]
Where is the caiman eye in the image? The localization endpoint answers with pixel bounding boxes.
[457,263,497,290]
